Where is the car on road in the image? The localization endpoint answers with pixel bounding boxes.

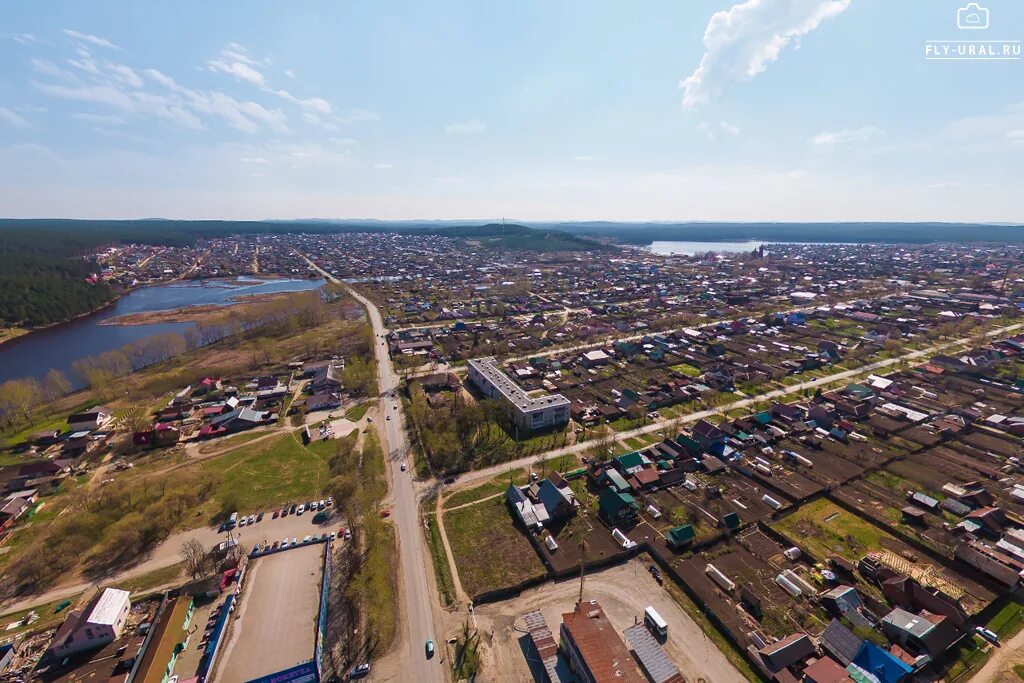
[393,404,398,410]
[400,462,407,472]
[386,415,391,421]
[350,663,370,678]
[366,416,373,423]
[297,504,305,515]
[425,640,434,658]
[649,565,663,585]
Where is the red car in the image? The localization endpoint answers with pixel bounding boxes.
[272,509,280,519]
[380,510,391,518]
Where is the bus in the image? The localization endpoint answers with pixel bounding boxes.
[644,606,667,638]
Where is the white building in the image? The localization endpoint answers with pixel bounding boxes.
[468,357,569,434]
[47,588,131,658]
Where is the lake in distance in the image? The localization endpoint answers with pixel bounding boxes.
[0,277,324,388]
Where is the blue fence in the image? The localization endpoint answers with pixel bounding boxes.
[314,539,332,678]
[197,592,235,680]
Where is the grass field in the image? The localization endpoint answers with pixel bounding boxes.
[196,432,335,516]
[773,498,891,564]
[344,401,371,421]
[0,594,85,639]
[443,471,523,509]
[424,506,457,608]
[196,429,268,454]
[444,496,546,598]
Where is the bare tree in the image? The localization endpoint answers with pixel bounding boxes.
[180,538,209,580]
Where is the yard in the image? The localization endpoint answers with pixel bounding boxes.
[772,497,891,564]
[196,431,338,519]
[443,495,547,598]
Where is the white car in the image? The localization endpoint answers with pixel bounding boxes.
[282,538,290,548]
[297,504,305,515]
[303,535,312,543]
[400,462,407,471]
[239,517,247,527]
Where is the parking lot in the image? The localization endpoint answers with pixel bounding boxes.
[210,542,326,683]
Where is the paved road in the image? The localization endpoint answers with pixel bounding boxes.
[305,257,444,683]
[442,320,1024,492]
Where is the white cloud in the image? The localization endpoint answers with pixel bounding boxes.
[72,112,126,125]
[30,59,68,78]
[434,176,463,183]
[61,28,117,50]
[338,108,380,124]
[571,155,600,162]
[0,107,28,127]
[720,120,741,135]
[680,0,850,111]
[373,162,394,170]
[208,59,265,86]
[8,33,39,45]
[107,63,143,88]
[1008,130,1024,145]
[329,137,358,146]
[241,156,270,164]
[284,69,295,78]
[445,120,485,134]
[810,125,883,146]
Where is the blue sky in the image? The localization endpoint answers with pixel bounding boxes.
[0,0,1022,221]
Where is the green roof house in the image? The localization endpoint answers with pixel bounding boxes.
[667,524,695,549]
[598,488,639,525]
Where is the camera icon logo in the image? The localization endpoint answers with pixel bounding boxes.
[957,3,989,30]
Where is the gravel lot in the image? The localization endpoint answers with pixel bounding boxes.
[471,558,745,683]
[211,543,325,683]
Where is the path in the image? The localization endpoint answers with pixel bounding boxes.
[968,626,1024,682]
[432,494,468,605]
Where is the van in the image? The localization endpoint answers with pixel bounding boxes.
[644,606,668,638]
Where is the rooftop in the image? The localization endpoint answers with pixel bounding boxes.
[469,357,569,413]
[88,588,130,626]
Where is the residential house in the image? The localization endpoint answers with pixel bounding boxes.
[67,406,113,432]
[47,588,131,659]
[598,488,639,525]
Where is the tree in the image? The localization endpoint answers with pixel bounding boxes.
[180,538,210,580]
[42,369,71,402]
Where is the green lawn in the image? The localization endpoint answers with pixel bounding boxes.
[444,472,522,509]
[444,496,546,598]
[196,429,268,454]
[108,562,185,597]
[344,401,371,421]
[669,362,702,378]
[0,594,86,639]
[424,508,457,607]
[197,432,334,515]
[773,498,891,564]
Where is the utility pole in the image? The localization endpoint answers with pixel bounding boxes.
[577,535,587,605]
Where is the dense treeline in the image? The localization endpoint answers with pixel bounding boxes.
[0,229,116,326]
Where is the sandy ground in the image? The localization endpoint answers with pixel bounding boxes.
[212,543,325,683]
[470,558,745,683]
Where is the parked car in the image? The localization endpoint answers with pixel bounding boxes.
[292,537,298,545]
[425,640,434,658]
[443,476,456,485]
[272,509,280,519]
[289,504,297,514]
[239,517,247,527]
[350,663,370,678]
[380,509,391,518]
[297,504,305,515]
[256,511,264,522]
[282,538,290,548]
[303,535,312,543]
[330,531,337,540]
[318,499,326,510]
[326,496,334,507]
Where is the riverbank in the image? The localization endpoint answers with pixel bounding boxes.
[97,290,304,326]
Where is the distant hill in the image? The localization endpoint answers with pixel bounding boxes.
[428,223,608,252]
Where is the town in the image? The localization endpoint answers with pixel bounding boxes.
[1,230,1024,683]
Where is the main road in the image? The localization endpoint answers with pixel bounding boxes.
[302,256,444,683]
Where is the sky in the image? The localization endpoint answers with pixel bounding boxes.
[0,0,1022,222]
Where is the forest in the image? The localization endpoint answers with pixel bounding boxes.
[0,229,116,327]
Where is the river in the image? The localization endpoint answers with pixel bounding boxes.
[0,276,325,388]
[647,240,766,255]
